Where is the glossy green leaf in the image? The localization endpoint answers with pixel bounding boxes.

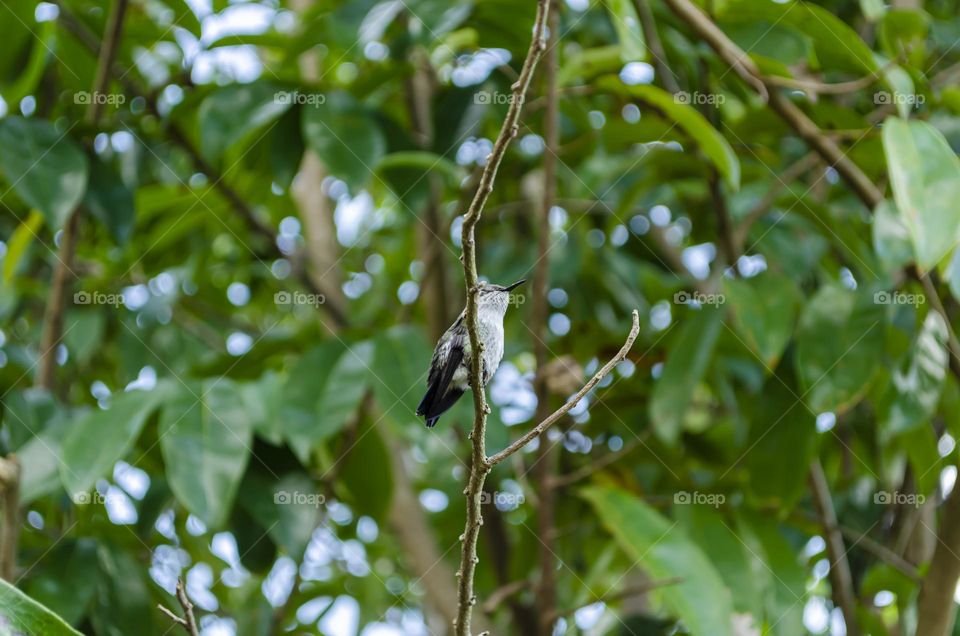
[314,340,374,440]
[2,210,42,283]
[59,386,170,496]
[338,414,394,521]
[282,340,348,453]
[795,285,884,413]
[883,117,960,270]
[881,312,948,437]
[0,117,88,231]
[582,486,734,636]
[872,199,913,273]
[604,0,646,62]
[302,92,386,189]
[0,577,82,636]
[650,307,723,444]
[199,81,290,161]
[159,379,255,527]
[82,158,135,245]
[724,271,802,368]
[371,326,432,424]
[598,77,740,188]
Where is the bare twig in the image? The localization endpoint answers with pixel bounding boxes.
[487,310,640,466]
[632,0,681,95]
[157,579,199,636]
[38,0,129,391]
[454,1,551,632]
[809,460,861,636]
[0,457,20,582]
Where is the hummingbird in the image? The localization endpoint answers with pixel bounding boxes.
[416,279,526,427]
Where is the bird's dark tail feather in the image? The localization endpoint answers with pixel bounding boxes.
[417,387,466,428]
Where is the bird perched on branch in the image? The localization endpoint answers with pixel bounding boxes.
[416,279,525,427]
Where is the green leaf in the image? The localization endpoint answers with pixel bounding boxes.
[198,81,290,161]
[0,117,88,231]
[650,307,723,444]
[302,92,386,189]
[59,386,169,496]
[745,372,817,509]
[375,151,464,189]
[282,340,348,453]
[241,471,320,560]
[597,78,740,188]
[2,210,42,283]
[338,414,394,521]
[738,513,806,636]
[724,271,802,368]
[604,0,646,62]
[82,158,135,245]
[161,0,202,38]
[872,199,913,273]
[159,379,255,528]
[0,577,83,636]
[91,547,156,636]
[881,312,948,437]
[883,117,960,271]
[23,539,98,626]
[794,285,884,413]
[582,486,734,636]
[371,326,432,424]
[2,388,57,451]
[315,341,374,440]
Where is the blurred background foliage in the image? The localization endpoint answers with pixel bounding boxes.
[1,0,960,633]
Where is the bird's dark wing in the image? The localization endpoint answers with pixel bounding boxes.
[417,316,467,426]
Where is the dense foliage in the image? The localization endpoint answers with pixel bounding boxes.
[2,0,960,634]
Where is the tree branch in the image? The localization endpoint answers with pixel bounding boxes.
[809,460,861,636]
[38,0,129,391]
[487,310,640,466]
[157,578,199,636]
[455,1,551,632]
[0,457,20,582]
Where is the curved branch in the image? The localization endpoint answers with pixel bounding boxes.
[487,310,640,466]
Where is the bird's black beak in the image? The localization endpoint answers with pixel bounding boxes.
[503,279,526,292]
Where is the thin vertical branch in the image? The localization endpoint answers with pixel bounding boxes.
[37,0,129,391]
[809,460,862,636]
[455,2,551,633]
[632,0,681,95]
[0,457,20,582]
[157,578,199,636]
[533,2,560,631]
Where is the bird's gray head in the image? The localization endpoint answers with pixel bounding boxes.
[477,279,525,315]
